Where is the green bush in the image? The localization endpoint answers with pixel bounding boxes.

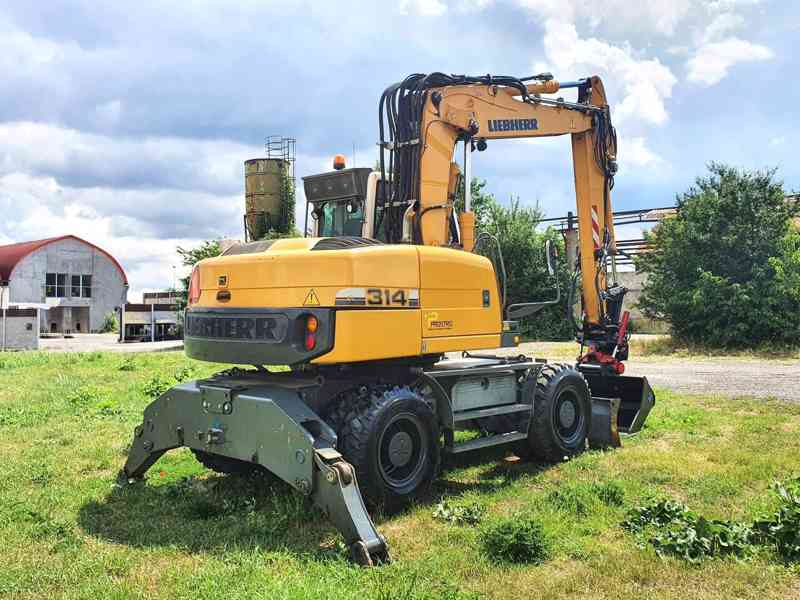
[457,179,574,341]
[480,515,550,564]
[99,312,118,333]
[637,164,800,348]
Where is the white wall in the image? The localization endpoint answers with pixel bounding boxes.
[0,311,39,350]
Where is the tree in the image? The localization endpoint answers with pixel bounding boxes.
[460,178,574,341]
[454,177,495,232]
[99,311,119,333]
[482,196,574,340]
[174,240,222,307]
[636,164,800,347]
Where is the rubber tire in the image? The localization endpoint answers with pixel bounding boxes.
[516,363,591,462]
[326,386,440,511]
[191,449,264,477]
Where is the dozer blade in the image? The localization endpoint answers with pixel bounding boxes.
[118,377,389,566]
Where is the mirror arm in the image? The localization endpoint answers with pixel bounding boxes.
[505,280,560,320]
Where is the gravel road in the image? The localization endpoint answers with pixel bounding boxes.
[511,341,800,402]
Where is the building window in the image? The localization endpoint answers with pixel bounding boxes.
[46,273,92,298]
[82,275,92,298]
[46,273,57,297]
[71,275,81,298]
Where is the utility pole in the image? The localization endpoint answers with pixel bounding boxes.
[1,281,8,352]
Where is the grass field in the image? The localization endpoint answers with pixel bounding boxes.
[1,350,800,599]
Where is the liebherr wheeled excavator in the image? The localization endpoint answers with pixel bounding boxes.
[119,73,655,566]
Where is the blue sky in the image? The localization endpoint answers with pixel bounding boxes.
[0,0,797,298]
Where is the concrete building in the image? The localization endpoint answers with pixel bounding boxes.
[0,235,128,334]
[121,302,181,342]
[143,291,182,305]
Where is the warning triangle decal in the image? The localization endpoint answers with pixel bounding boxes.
[303,289,321,306]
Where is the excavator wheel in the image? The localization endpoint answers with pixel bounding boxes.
[515,363,591,462]
[326,385,440,511]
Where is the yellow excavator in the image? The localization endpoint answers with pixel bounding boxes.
[119,73,655,566]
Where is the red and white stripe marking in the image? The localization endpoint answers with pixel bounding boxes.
[591,205,601,249]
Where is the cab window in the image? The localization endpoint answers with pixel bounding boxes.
[316,200,364,237]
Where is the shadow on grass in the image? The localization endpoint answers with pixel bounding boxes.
[78,471,341,559]
[79,447,557,561]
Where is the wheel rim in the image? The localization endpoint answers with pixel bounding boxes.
[377,411,428,490]
[553,389,585,446]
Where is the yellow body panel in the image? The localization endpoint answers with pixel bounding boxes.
[313,309,421,363]
[417,246,502,338]
[421,334,502,354]
[198,238,420,309]
[193,238,509,363]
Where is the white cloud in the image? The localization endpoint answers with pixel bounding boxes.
[516,0,693,36]
[398,0,447,16]
[0,121,259,194]
[0,173,204,300]
[453,0,495,11]
[700,12,745,43]
[619,136,664,168]
[540,19,676,127]
[687,37,773,85]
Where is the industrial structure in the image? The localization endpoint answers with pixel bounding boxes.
[243,136,296,241]
[0,235,128,340]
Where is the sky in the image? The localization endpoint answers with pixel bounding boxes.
[1,0,797,299]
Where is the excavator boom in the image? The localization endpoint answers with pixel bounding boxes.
[378,73,624,361]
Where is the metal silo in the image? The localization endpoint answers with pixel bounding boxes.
[244,136,296,241]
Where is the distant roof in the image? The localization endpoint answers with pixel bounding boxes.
[0,235,128,284]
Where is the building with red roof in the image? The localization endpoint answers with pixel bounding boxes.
[0,235,128,334]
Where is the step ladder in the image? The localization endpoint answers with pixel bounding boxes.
[445,402,531,454]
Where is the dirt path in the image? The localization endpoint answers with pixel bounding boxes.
[488,341,800,402]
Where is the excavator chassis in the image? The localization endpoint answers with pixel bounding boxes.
[119,357,654,566]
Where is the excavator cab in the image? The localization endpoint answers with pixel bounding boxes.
[304,166,389,240]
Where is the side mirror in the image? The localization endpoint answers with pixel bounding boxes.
[545,239,558,276]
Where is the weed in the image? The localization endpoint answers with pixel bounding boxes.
[142,366,198,398]
[118,358,137,371]
[433,499,485,525]
[623,499,754,562]
[480,515,550,564]
[95,398,122,416]
[174,365,197,382]
[68,385,107,406]
[753,478,800,563]
[142,373,174,399]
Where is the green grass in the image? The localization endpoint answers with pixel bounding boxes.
[1,351,800,599]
